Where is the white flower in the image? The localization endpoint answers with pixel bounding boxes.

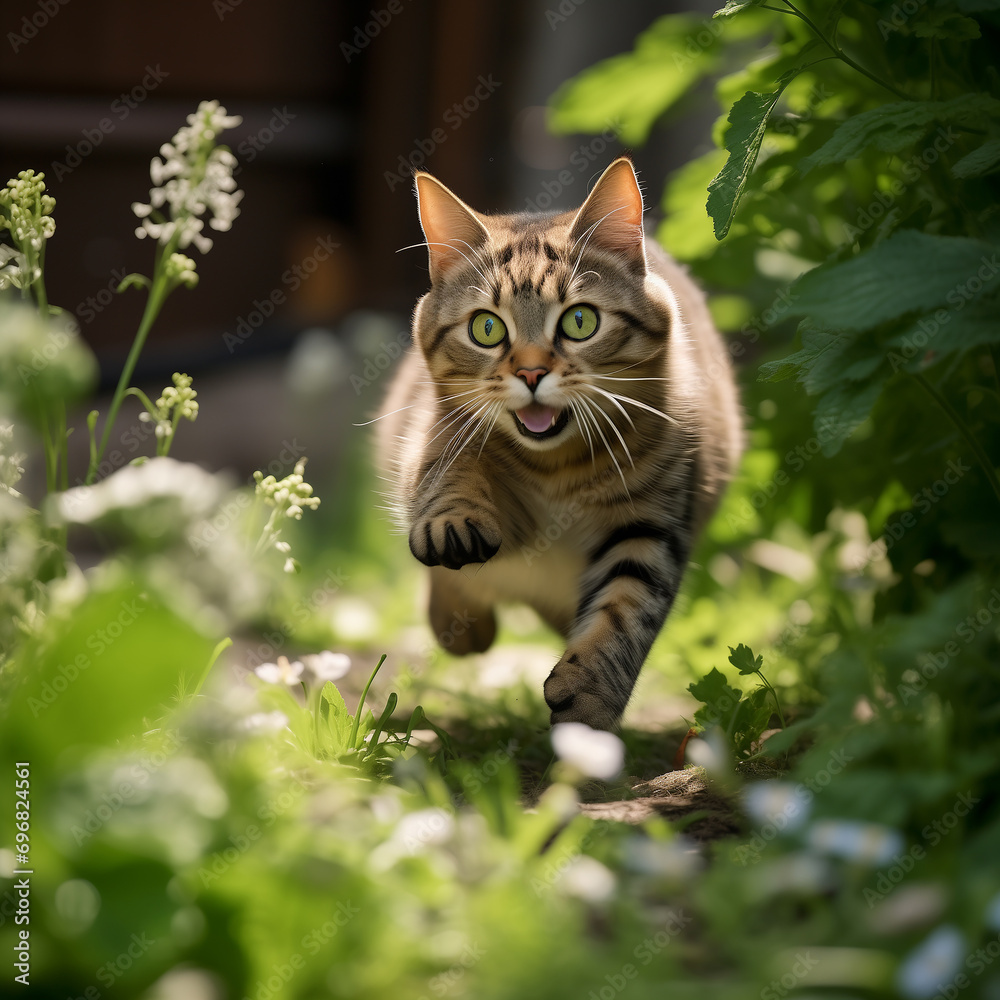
[132,101,243,253]
[52,456,226,525]
[393,808,455,854]
[0,244,25,291]
[551,722,624,781]
[253,655,304,686]
[622,835,704,879]
[686,727,732,777]
[560,855,616,903]
[241,710,289,733]
[807,819,904,866]
[303,651,351,683]
[742,781,811,833]
[895,925,966,1000]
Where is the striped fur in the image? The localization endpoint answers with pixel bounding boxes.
[377,158,742,731]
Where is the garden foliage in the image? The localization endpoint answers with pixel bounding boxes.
[0,5,999,998]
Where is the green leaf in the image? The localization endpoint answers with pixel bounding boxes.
[656,149,728,260]
[812,376,888,456]
[913,11,981,39]
[707,70,798,239]
[321,681,354,753]
[800,94,1000,173]
[549,13,766,144]
[689,667,743,731]
[951,137,1000,179]
[2,584,214,768]
[886,300,1000,370]
[775,231,1000,331]
[714,0,764,15]
[728,643,763,675]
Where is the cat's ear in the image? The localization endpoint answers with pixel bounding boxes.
[569,158,646,269]
[414,173,490,283]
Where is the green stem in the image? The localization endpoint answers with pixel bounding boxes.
[192,637,233,699]
[914,372,1000,507]
[778,0,911,101]
[348,654,388,751]
[87,271,171,484]
[34,240,49,317]
[757,671,786,729]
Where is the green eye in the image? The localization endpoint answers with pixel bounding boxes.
[469,311,507,347]
[560,305,599,341]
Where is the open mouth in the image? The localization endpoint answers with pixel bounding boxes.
[513,403,571,440]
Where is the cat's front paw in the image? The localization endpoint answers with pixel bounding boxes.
[409,511,502,570]
[544,657,623,732]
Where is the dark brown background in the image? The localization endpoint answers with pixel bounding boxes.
[1,0,713,481]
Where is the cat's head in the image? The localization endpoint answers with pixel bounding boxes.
[410,158,676,454]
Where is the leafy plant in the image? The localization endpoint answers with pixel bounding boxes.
[688,643,781,759]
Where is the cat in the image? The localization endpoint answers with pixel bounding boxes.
[377,157,743,731]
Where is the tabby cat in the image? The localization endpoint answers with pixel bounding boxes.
[378,158,742,731]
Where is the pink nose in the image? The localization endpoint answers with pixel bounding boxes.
[516,367,548,389]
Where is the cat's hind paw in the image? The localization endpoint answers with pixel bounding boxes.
[544,659,623,732]
[409,512,501,570]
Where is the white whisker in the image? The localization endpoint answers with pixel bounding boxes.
[593,387,679,426]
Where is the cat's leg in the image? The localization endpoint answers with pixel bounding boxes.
[407,467,503,571]
[543,520,689,731]
[428,566,497,655]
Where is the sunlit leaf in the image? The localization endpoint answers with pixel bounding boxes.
[707,70,799,239]
[800,93,1000,173]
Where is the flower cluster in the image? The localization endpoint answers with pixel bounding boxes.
[254,651,351,687]
[0,425,25,498]
[0,169,55,291]
[164,252,199,290]
[254,459,321,522]
[132,100,243,254]
[112,372,199,461]
[138,372,199,444]
[252,458,321,570]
